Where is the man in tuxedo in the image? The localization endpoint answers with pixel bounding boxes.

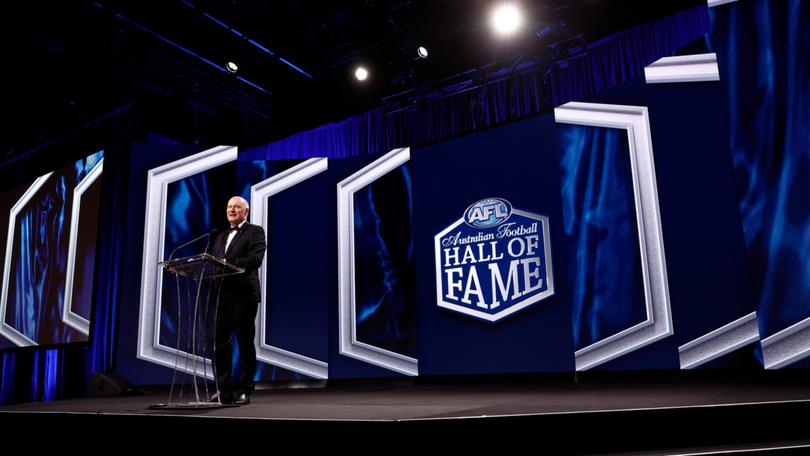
[211,196,266,405]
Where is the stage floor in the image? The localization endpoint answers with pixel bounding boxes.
[4,375,810,453]
[3,375,810,420]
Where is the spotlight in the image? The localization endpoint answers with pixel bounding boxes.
[416,46,429,59]
[491,3,523,36]
[354,66,369,81]
[225,61,238,73]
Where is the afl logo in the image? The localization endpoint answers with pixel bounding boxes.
[464,198,512,228]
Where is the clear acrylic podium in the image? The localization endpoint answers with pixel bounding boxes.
[149,253,244,410]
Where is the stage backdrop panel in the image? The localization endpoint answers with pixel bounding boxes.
[117,144,420,384]
[119,145,335,384]
[412,115,576,375]
[113,0,808,382]
[645,80,758,369]
[116,142,209,385]
[553,76,755,371]
[327,155,417,379]
[0,152,103,351]
[236,159,330,381]
[708,0,810,369]
[238,154,418,380]
[412,70,757,373]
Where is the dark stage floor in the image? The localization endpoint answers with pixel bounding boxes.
[4,376,810,420]
[3,374,810,453]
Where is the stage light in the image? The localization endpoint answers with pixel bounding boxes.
[416,46,429,59]
[355,66,369,81]
[225,61,238,73]
[491,3,523,36]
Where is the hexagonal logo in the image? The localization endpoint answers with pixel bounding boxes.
[434,198,554,322]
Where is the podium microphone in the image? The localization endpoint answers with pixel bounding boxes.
[167,229,217,261]
[203,228,219,255]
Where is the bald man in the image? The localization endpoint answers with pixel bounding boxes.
[211,196,266,405]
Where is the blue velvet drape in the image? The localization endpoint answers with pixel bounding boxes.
[241,6,709,161]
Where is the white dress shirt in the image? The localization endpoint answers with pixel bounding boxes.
[225,221,246,253]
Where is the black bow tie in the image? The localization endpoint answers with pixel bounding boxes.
[229,225,240,231]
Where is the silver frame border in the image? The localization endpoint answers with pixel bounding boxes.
[62,158,104,335]
[644,53,720,84]
[555,102,673,371]
[678,312,760,369]
[433,212,555,322]
[708,0,738,7]
[336,147,418,376]
[251,158,330,379]
[762,319,810,369]
[137,145,238,377]
[0,174,54,346]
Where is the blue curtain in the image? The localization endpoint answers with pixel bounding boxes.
[0,353,14,403]
[86,113,130,376]
[241,6,709,161]
[549,7,710,107]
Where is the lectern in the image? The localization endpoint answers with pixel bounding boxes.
[149,253,244,409]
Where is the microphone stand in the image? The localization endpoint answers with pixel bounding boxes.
[168,229,218,261]
[203,228,219,255]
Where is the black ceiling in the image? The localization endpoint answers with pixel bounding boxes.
[2,0,703,160]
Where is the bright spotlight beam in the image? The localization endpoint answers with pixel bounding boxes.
[355,66,369,81]
[491,4,523,36]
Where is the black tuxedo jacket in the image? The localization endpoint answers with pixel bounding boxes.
[211,222,266,303]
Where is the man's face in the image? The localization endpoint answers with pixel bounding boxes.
[227,197,248,226]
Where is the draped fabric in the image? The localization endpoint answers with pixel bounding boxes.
[708,0,810,339]
[87,113,131,376]
[549,7,711,107]
[0,107,131,405]
[241,6,710,161]
[560,126,646,350]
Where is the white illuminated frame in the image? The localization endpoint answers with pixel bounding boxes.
[62,158,104,335]
[555,102,674,371]
[0,174,54,346]
[336,147,418,376]
[137,145,237,377]
[250,158,330,379]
